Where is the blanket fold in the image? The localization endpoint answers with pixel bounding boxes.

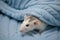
[0,0,60,26]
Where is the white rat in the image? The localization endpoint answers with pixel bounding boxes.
[19,15,47,34]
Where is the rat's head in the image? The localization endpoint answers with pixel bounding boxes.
[19,15,40,33]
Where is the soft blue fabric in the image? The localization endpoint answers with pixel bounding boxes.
[0,0,60,26]
[0,14,59,40]
[0,0,60,40]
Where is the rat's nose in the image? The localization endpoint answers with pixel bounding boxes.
[20,30,23,32]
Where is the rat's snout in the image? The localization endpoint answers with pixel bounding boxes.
[19,27,24,32]
[20,29,24,32]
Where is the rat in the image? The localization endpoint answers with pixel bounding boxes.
[19,15,47,34]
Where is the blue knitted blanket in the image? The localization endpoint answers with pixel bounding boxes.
[0,0,60,26]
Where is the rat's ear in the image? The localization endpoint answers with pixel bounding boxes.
[24,15,30,20]
[24,15,27,18]
[24,15,28,20]
[34,20,39,26]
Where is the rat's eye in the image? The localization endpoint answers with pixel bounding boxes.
[26,24,29,27]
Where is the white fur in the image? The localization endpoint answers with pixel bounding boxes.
[19,15,47,33]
